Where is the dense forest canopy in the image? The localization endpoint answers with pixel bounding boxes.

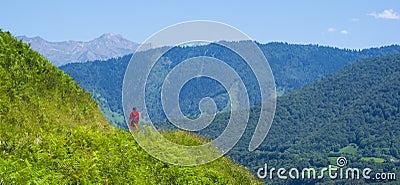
[225,54,400,184]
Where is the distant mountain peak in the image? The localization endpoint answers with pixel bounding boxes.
[100,33,120,38]
[17,34,140,66]
[31,36,44,40]
[96,33,123,41]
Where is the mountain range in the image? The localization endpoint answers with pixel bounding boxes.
[59,42,400,128]
[58,42,400,184]
[142,51,400,184]
[17,33,142,66]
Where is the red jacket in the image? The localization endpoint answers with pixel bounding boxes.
[130,111,140,121]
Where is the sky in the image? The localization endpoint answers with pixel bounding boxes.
[2,0,400,49]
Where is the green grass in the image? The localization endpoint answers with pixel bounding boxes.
[328,157,338,165]
[361,157,385,163]
[339,144,358,155]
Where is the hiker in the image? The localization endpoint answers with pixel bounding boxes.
[129,107,140,130]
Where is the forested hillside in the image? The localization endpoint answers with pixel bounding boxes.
[223,54,400,184]
[60,43,400,128]
[0,30,261,184]
[56,38,400,184]
[153,54,400,184]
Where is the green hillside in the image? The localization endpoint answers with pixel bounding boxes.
[0,31,261,184]
[145,53,399,184]
[226,54,400,184]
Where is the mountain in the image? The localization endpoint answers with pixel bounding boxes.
[154,53,399,184]
[59,42,400,128]
[17,33,141,66]
[59,42,400,184]
[224,54,400,184]
[0,30,261,184]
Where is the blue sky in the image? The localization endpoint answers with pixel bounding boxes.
[2,0,399,49]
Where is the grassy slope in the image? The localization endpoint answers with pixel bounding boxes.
[0,31,260,184]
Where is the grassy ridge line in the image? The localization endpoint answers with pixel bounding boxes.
[0,30,261,184]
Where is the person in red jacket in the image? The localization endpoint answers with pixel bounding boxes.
[129,107,140,130]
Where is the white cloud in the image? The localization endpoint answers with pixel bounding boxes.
[327,28,349,35]
[368,9,400,19]
[328,27,336,32]
[351,18,360,22]
[340,30,349,35]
